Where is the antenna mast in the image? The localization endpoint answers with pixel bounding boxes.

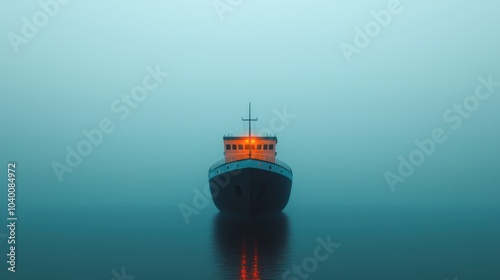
[242,103,258,158]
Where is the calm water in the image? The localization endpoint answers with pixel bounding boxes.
[1,205,498,279]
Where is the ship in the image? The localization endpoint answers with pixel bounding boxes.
[208,103,293,215]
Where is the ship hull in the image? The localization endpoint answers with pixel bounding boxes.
[208,160,292,215]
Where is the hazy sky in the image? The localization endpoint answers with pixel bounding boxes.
[1,0,499,209]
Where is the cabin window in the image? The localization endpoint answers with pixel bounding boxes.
[269,144,274,150]
[263,144,268,150]
[257,144,262,150]
[238,145,243,150]
[226,144,231,150]
[245,144,250,150]
[232,144,237,150]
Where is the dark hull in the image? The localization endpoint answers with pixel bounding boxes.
[209,167,292,215]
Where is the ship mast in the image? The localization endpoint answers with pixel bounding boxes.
[242,103,258,158]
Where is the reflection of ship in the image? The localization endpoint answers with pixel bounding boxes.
[208,104,293,215]
[212,213,290,280]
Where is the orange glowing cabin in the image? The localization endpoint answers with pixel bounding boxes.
[223,136,277,163]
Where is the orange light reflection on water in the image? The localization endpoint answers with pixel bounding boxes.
[239,240,260,280]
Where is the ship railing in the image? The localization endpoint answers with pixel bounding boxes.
[209,155,293,174]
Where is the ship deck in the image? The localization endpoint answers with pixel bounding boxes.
[209,155,293,175]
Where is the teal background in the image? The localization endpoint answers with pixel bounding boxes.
[0,1,499,279]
